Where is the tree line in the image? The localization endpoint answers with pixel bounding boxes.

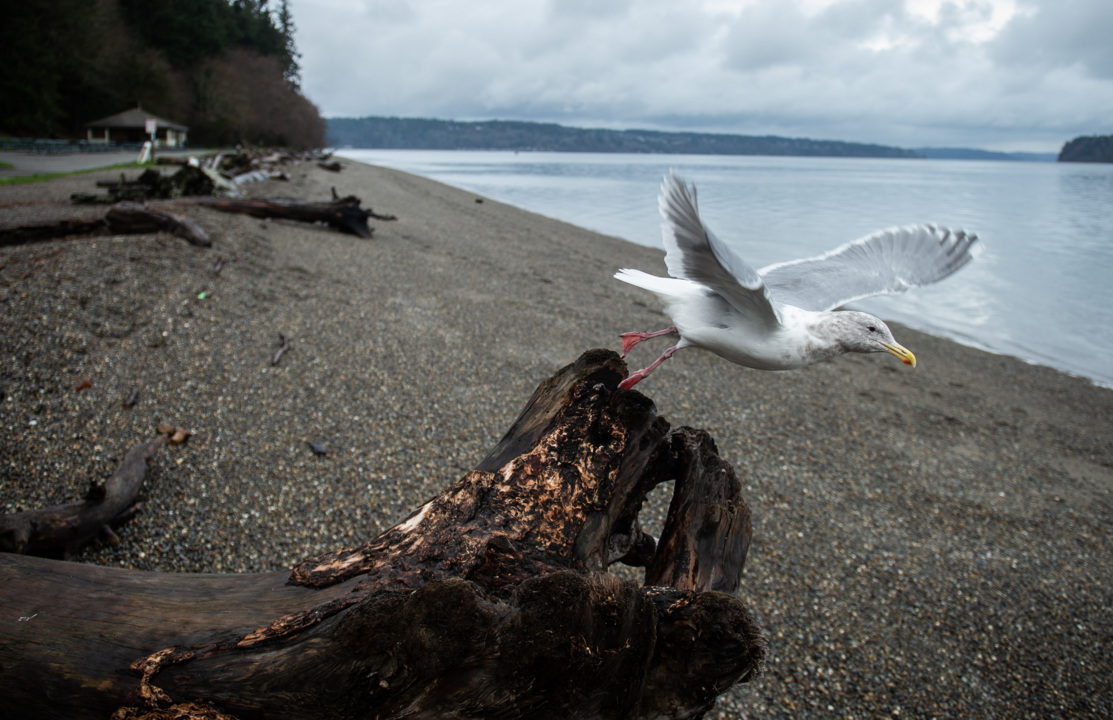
[327,116,921,158]
[1058,135,1113,163]
[0,0,324,148]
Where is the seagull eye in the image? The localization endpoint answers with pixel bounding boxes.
[867,325,877,332]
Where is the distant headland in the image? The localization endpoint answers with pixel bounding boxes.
[1058,135,1113,163]
[327,116,920,158]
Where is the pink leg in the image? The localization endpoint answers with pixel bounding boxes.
[619,345,678,390]
[619,326,678,357]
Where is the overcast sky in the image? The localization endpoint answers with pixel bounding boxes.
[292,0,1112,152]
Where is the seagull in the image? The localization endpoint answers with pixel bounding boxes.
[615,172,977,390]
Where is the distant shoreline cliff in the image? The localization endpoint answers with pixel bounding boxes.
[327,116,920,158]
[1058,135,1113,163]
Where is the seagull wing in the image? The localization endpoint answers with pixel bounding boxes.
[759,224,977,312]
[659,171,781,330]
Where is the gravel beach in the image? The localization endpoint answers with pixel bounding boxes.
[1,158,1111,719]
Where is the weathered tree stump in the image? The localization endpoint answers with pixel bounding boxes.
[0,350,764,719]
[197,195,377,238]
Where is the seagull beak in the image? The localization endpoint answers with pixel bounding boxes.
[882,342,917,367]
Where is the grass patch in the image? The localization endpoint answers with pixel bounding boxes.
[0,161,12,169]
[0,162,149,186]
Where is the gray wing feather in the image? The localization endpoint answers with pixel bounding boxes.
[759,224,978,312]
[659,172,780,329]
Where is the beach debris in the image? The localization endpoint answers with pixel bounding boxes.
[106,201,211,247]
[156,423,193,445]
[74,147,318,206]
[198,195,382,238]
[230,169,272,186]
[0,217,110,246]
[0,436,165,558]
[72,165,238,204]
[272,333,290,366]
[123,386,140,409]
[214,253,240,275]
[307,441,328,457]
[327,186,397,221]
[318,160,342,172]
[0,202,209,248]
[71,376,93,392]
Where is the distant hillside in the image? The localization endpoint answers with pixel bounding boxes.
[1058,135,1113,163]
[914,147,1057,162]
[327,116,920,158]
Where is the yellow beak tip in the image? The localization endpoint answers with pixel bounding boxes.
[884,343,916,368]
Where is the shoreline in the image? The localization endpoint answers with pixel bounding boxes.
[338,148,1113,390]
[1,157,1111,718]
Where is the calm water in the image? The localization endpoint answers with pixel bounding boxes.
[340,149,1113,387]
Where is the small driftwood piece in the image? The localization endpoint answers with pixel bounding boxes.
[0,203,209,248]
[106,202,211,247]
[0,350,763,719]
[272,332,290,366]
[197,195,375,238]
[0,436,164,559]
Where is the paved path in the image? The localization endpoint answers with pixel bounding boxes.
[0,149,198,178]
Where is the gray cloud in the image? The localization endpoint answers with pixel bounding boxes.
[991,0,1113,79]
[294,0,1113,151]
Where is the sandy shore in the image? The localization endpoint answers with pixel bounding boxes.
[1,158,1111,719]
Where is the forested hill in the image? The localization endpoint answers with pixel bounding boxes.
[914,147,1057,162]
[1,0,324,148]
[1058,135,1113,163]
[327,117,920,158]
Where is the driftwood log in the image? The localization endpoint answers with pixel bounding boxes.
[0,216,108,245]
[0,350,764,719]
[106,202,212,247]
[196,195,380,238]
[0,202,210,248]
[76,166,238,203]
[0,437,164,558]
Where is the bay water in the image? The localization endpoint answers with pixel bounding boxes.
[339,149,1113,387]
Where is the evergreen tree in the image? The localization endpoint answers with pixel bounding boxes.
[0,0,323,146]
[278,0,302,89]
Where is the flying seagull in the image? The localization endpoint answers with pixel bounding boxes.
[615,172,977,390]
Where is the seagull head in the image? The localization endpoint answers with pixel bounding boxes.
[837,312,917,367]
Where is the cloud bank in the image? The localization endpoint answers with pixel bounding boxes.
[294,0,1113,151]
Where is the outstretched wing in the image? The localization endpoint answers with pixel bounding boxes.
[659,171,780,329]
[759,224,977,312]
